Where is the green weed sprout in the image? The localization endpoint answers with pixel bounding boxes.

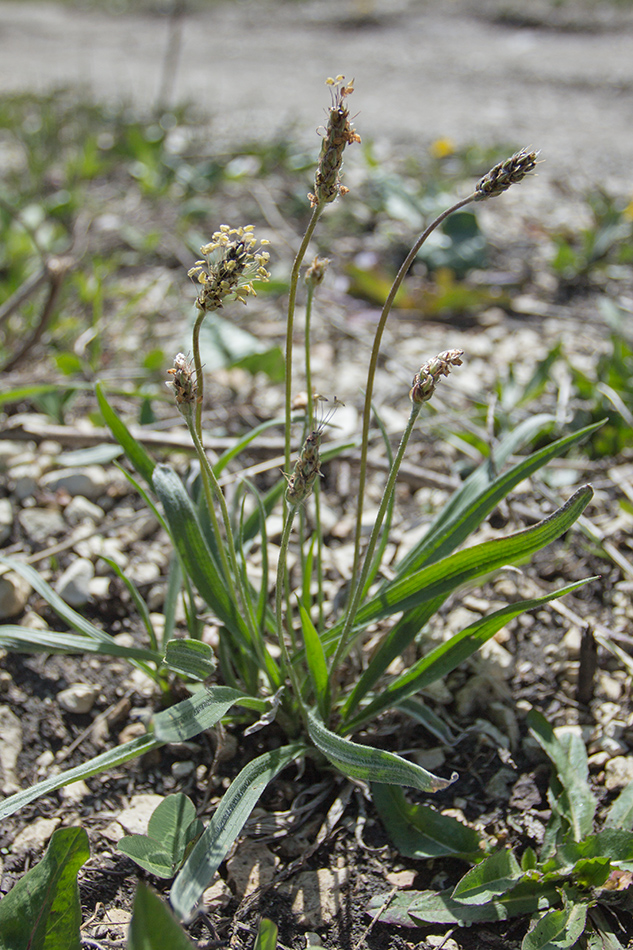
[371,713,633,948]
[0,78,596,929]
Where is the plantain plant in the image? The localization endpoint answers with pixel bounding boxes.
[0,76,598,924]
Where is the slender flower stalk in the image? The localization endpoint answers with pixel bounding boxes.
[167,354,261,648]
[350,148,538,592]
[330,350,464,677]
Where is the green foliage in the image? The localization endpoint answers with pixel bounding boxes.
[369,710,633,947]
[118,794,204,878]
[548,189,633,285]
[0,82,599,935]
[0,827,89,950]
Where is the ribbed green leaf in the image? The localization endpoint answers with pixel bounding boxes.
[369,881,562,926]
[152,464,249,641]
[341,486,592,719]
[396,420,601,575]
[0,625,161,664]
[451,849,523,904]
[343,579,593,732]
[100,554,158,652]
[152,686,246,742]
[296,597,329,719]
[605,780,633,830]
[0,827,89,950]
[96,381,156,484]
[171,744,304,922]
[527,710,597,841]
[163,639,216,681]
[307,710,456,792]
[0,734,160,821]
[0,555,119,645]
[522,902,588,950]
[372,784,482,859]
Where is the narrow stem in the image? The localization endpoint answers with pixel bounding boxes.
[331,400,423,676]
[284,205,323,475]
[350,193,477,591]
[192,310,206,440]
[283,203,324,637]
[304,283,316,435]
[275,503,309,728]
[187,416,259,647]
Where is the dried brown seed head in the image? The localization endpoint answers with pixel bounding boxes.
[475,149,539,201]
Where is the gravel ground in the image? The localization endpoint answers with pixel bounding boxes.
[0,0,632,190]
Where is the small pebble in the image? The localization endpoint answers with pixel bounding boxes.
[18,507,66,543]
[57,683,99,714]
[0,571,31,620]
[11,817,61,856]
[40,465,109,500]
[55,558,95,607]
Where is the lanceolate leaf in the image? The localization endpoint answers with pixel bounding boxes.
[0,735,160,822]
[605,780,633,830]
[341,486,593,719]
[372,784,482,859]
[343,579,593,732]
[170,744,304,922]
[0,827,89,950]
[527,710,597,841]
[152,464,250,642]
[307,710,456,793]
[395,420,601,575]
[451,849,523,904]
[96,381,156,484]
[0,556,125,646]
[522,901,588,950]
[163,639,216,681]
[296,596,329,719]
[367,880,563,927]
[152,686,247,743]
[0,626,161,664]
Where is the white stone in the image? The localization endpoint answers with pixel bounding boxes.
[59,779,91,803]
[12,817,61,856]
[203,878,232,912]
[605,756,633,790]
[0,571,31,620]
[55,558,94,607]
[0,705,23,793]
[40,465,109,500]
[57,683,99,714]
[64,496,105,526]
[18,507,66,543]
[0,497,13,544]
[171,760,195,778]
[117,794,163,835]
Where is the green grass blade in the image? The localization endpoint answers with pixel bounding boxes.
[100,555,158,653]
[296,596,329,719]
[604,780,633,830]
[162,554,182,649]
[152,464,250,643]
[307,710,457,793]
[0,735,161,821]
[96,380,156,484]
[343,579,594,732]
[395,420,602,576]
[341,486,593,717]
[527,709,597,841]
[151,686,247,742]
[170,744,305,922]
[0,625,161,664]
[0,555,123,645]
